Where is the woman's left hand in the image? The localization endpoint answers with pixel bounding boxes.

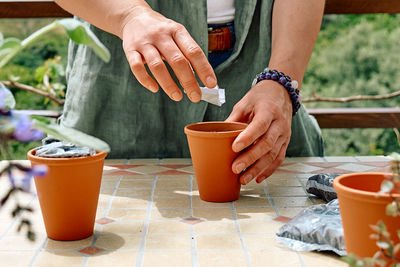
[225,80,293,185]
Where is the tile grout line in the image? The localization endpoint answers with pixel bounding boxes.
[135,174,157,267]
[81,174,123,267]
[295,173,317,205]
[28,235,48,267]
[263,182,280,217]
[230,202,252,267]
[296,251,308,267]
[189,174,199,267]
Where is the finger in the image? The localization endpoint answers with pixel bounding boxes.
[232,111,273,153]
[125,50,159,92]
[173,26,217,88]
[232,121,281,174]
[158,40,201,102]
[239,136,286,185]
[225,102,249,123]
[255,143,288,183]
[141,45,182,101]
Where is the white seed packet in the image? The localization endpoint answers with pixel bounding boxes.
[200,85,225,106]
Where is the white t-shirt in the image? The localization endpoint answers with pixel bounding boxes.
[207,0,235,24]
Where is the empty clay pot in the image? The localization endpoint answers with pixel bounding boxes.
[27,149,107,241]
[333,172,400,258]
[184,121,247,202]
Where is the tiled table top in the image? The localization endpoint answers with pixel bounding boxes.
[0,156,392,267]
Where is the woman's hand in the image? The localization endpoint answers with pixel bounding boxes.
[121,7,217,102]
[226,80,292,185]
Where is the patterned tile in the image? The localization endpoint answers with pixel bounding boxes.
[158,164,190,169]
[273,216,292,223]
[311,168,350,174]
[180,216,204,225]
[104,170,140,176]
[335,163,377,172]
[279,163,323,173]
[354,156,390,162]
[95,217,115,225]
[127,165,170,174]
[153,170,190,175]
[106,164,144,169]
[78,246,104,256]
[177,165,195,174]
[290,157,325,163]
[306,163,342,168]
[324,156,358,163]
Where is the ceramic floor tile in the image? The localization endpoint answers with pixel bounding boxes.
[193,220,237,234]
[324,156,358,163]
[271,196,313,207]
[193,208,234,220]
[155,178,190,189]
[45,236,93,250]
[242,233,291,251]
[234,195,271,207]
[235,207,276,220]
[32,251,85,267]
[178,165,195,174]
[107,209,147,221]
[197,250,248,267]
[147,221,190,234]
[300,252,347,267]
[354,156,390,162]
[145,234,191,250]
[128,159,159,164]
[153,189,189,198]
[114,188,151,198]
[97,194,113,210]
[152,197,190,209]
[143,251,191,267]
[0,251,35,267]
[279,163,323,173]
[160,158,192,164]
[104,159,128,165]
[128,165,170,174]
[101,221,144,235]
[118,178,154,189]
[250,251,302,267]
[335,163,377,172]
[101,178,119,188]
[95,233,142,250]
[266,177,301,186]
[239,219,282,234]
[86,251,138,266]
[0,235,46,250]
[100,188,114,195]
[150,208,191,220]
[268,186,307,197]
[290,157,325,163]
[111,197,150,209]
[196,234,242,249]
[191,196,231,208]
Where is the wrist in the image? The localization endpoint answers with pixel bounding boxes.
[119,4,153,39]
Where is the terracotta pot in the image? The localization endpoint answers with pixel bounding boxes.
[333,172,400,258]
[27,149,107,241]
[184,121,247,202]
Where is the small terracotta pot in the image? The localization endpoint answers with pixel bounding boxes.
[184,121,247,202]
[333,172,400,258]
[27,149,107,241]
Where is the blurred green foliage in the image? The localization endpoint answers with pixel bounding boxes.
[302,14,400,156]
[1,15,400,158]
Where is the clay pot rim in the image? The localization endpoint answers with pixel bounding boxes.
[333,172,400,202]
[184,121,248,138]
[27,148,107,165]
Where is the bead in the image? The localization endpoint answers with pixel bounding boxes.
[271,73,279,81]
[260,73,267,79]
[279,72,285,77]
[279,77,287,85]
[285,75,291,81]
[266,72,272,79]
[291,80,299,90]
[284,82,292,89]
[272,69,278,74]
[264,67,270,73]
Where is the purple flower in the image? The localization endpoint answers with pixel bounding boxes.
[21,173,33,192]
[0,88,5,110]
[12,113,43,142]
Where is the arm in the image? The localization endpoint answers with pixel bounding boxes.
[226,0,325,184]
[55,0,217,102]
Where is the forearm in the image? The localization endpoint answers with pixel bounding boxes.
[269,0,325,89]
[54,0,152,38]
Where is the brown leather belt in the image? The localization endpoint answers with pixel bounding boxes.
[208,26,233,52]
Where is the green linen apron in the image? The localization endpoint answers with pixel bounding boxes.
[61,0,324,158]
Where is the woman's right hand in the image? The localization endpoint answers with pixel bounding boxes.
[121,6,217,102]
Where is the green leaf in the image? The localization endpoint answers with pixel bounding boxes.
[32,119,110,153]
[379,180,394,195]
[0,37,21,50]
[55,19,110,62]
[34,66,47,83]
[386,201,398,216]
[342,254,358,265]
[376,241,390,250]
[0,32,3,47]
[389,152,400,162]
[0,82,16,110]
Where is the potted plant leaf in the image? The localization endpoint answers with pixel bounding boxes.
[333,153,400,266]
[0,19,111,241]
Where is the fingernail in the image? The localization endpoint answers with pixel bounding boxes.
[172,92,181,101]
[243,174,253,184]
[206,76,216,88]
[235,162,245,174]
[190,91,201,102]
[233,142,245,152]
[150,85,158,93]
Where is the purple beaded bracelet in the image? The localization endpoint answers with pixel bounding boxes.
[251,68,301,116]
